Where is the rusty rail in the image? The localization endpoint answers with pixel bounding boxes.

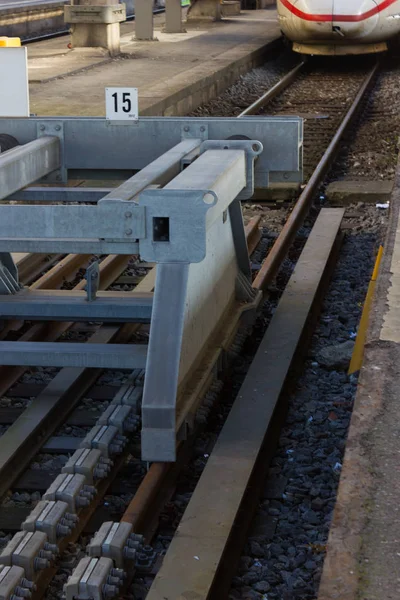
[253,62,379,291]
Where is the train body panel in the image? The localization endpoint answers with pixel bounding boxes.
[277,0,400,54]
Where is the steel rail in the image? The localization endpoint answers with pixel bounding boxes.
[238,60,306,117]
[252,61,379,291]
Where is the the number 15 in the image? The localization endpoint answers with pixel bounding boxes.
[112,92,132,113]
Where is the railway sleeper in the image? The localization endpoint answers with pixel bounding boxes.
[0,565,35,600]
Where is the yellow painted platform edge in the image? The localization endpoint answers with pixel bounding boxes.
[348,245,383,374]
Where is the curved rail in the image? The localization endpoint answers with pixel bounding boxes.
[238,60,306,117]
[253,61,379,291]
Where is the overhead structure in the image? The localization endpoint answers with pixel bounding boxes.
[0,114,303,462]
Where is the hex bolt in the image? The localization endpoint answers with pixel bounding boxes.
[110,568,125,580]
[21,580,36,590]
[14,588,31,598]
[82,485,96,496]
[44,543,59,554]
[184,126,189,132]
[56,523,71,538]
[75,496,90,508]
[65,513,79,524]
[34,557,49,571]
[123,547,136,560]
[125,229,133,236]
[55,125,61,132]
[109,443,123,455]
[124,212,132,218]
[39,125,45,131]
[102,584,118,598]
[200,126,205,132]
[39,550,54,561]
[106,576,120,587]
[93,467,107,479]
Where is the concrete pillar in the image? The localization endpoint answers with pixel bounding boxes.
[165,0,185,33]
[71,22,121,54]
[65,1,126,56]
[187,0,221,21]
[135,0,155,40]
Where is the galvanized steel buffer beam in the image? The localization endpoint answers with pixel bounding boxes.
[0,116,303,461]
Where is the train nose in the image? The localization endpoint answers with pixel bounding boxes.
[332,0,379,37]
[286,0,379,39]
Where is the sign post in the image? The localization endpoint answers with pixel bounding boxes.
[0,45,29,118]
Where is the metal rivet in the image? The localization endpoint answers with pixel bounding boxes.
[39,125,45,131]
[200,126,205,132]
[124,211,132,218]
[55,125,61,132]
[125,229,133,236]
[184,126,189,132]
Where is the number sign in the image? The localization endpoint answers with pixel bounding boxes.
[105,87,138,121]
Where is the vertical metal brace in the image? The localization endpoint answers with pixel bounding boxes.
[0,253,19,295]
[141,263,189,462]
[37,121,66,183]
[199,140,263,301]
[85,262,100,302]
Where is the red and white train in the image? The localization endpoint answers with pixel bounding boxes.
[277,0,400,54]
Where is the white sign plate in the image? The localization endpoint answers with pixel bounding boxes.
[0,47,29,117]
[105,87,138,121]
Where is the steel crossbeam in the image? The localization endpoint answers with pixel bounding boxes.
[0,136,60,200]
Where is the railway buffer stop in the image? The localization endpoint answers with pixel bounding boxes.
[0,39,303,464]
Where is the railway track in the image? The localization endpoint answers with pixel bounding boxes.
[0,59,389,600]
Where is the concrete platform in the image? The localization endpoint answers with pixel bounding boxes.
[25,8,280,117]
[317,156,400,600]
[326,179,393,205]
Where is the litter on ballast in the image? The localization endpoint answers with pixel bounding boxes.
[376,203,389,209]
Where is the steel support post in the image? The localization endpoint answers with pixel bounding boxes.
[134,0,155,40]
[0,137,60,201]
[229,198,252,279]
[165,0,185,33]
[141,149,246,461]
[141,263,189,462]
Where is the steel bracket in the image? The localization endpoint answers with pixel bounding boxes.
[200,139,263,199]
[181,122,208,141]
[36,121,66,183]
[85,262,100,302]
